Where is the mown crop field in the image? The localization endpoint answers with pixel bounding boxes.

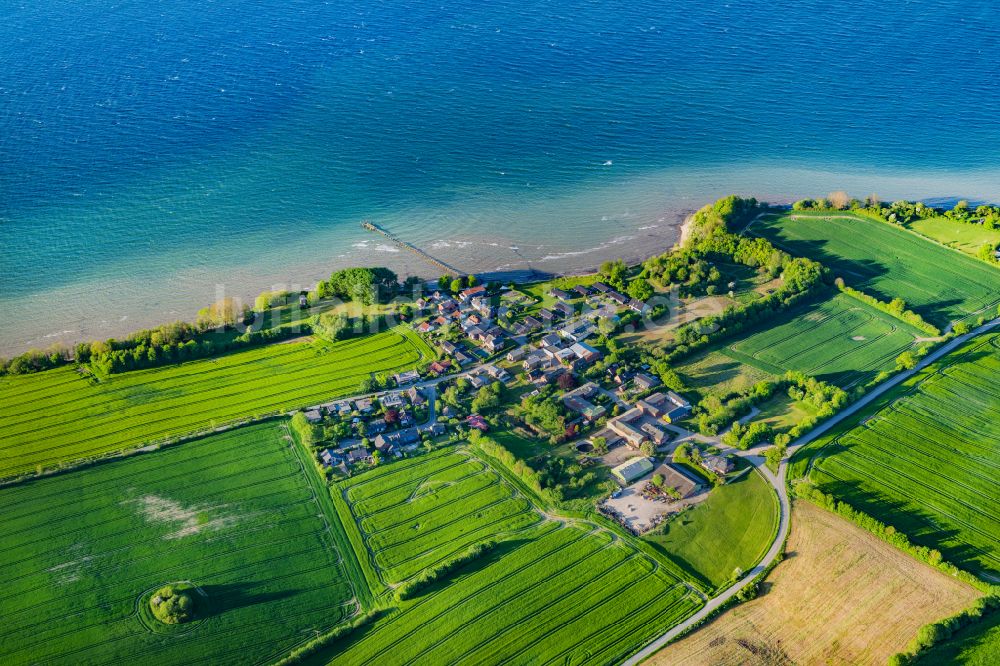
[644,467,778,591]
[805,333,1000,579]
[652,502,979,666]
[724,293,922,387]
[318,522,702,665]
[676,349,777,399]
[337,449,542,584]
[0,327,433,479]
[749,212,1000,326]
[0,421,355,665]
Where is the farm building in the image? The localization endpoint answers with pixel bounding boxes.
[653,463,703,498]
[608,409,649,448]
[612,457,655,484]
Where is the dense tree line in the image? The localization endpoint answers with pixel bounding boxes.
[834,279,940,336]
[471,431,557,503]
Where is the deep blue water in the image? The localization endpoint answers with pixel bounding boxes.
[1,0,999,353]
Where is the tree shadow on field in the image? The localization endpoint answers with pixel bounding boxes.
[198,583,301,618]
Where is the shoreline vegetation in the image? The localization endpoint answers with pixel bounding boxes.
[2,196,995,377]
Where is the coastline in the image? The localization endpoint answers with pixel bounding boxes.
[0,212,689,358]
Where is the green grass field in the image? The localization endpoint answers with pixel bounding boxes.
[0,328,434,479]
[321,447,703,664]
[0,421,356,665]
[723,293,923,388]
[906,216,1000,257]
[677,349,778,399]
[803,333,1000,580]
[644,467,779,591]
[338,449,542,584]
[750,212,1000,326]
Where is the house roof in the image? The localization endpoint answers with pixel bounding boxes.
[653,463,703,498]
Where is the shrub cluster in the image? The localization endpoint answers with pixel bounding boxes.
[471,431,556,503]
[395,540,498,601]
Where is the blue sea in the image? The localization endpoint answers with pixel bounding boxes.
[2,0,998,355]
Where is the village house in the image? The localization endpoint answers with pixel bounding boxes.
[549,287,573,301]
[633,372,661,392]
[555,347,577,364]
[438,299,459,314]
[319,448,343,468]
[440,340,458,356]
[459,284,487,301]
[541,332,563,348]
[428,359,452,376]
[506,347,527,362]
[374,427,420,452]
[346,447,370,464]
[416,320,436,334]
[353,398,374,413]
[407,386,426,405]
[304,409,323,424]
[419,422,447,437]
[485,364,510,381]
[628,299,650,314]
[592,281,611,293]
[538,308,556,322]
[483,335,505,353]
[380,392,404,409]
[570,341,600,363]
[573,284,592,297]
[466,414,489,432]
[454,351,474,366]
[553,302,574,318]
[607,291,629,305]
[394,369,421,386]
[702,454,735,476]
[523,351,549,370]
[523,315,544,330]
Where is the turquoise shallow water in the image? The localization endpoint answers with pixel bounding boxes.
[1,0,998,354]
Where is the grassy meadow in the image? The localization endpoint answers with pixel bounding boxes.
[723,293,923,388]
[0,327,433,479]
[0,421,355,665]
[803,333,1000,579]
[749,211,1000,326]
[644,467,779,591]
[905,216,1000,257]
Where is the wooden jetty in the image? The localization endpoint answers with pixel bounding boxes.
[361,221,463,275]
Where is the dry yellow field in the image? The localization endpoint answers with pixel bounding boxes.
[651,501,980,666]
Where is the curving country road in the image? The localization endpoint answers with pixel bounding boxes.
[622,317,998,665]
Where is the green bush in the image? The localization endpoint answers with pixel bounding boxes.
[149,583,199,624]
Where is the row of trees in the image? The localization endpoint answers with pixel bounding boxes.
[437,273,480,294]
[834,279,940,336]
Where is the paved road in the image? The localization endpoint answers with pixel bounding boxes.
[622,317,997,665]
